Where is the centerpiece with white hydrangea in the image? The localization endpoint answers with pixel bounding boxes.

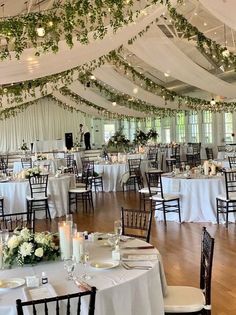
[4,228,60,267]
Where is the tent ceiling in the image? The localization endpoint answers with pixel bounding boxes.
[1,0,236,115]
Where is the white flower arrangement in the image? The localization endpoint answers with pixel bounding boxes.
[25,167,41,178]
[4,228,60,267]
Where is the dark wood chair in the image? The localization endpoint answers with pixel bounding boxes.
[64,153,74,173]
[205,147,214,160]
[164,227,214,315]
[217,145,225,152]
[123,159,142,191]
[0,197,3,215]
[228,156,236,169]
[69,167,94,213]
[0,211,35,232]
[26,174,51,223]
[21,157,32,169]
[121,207,153,243]
[147,149,159,169]
[216,170,236,228]
[150,172,181,225]
[16,287,96,315]
[138,170,163,210]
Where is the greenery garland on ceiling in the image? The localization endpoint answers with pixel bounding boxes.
[108,52,236,112]
[166,5,236,71]
[60,87,146,120]
[0,13,158,105]
[0,0,170,60]
[78,71,180,117]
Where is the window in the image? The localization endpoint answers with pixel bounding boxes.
[104,124,115,143]
[202,111,213,143]
[153,118,161,142]
[122,120,129,139]
[162,117,171,143]
[145,118,152,132]
[176,112,186,143]
[188,111,199,142]
[129,119,136,141]
[224,112,233,143]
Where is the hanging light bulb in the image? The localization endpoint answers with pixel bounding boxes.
[36,25,45,37]
[222,47,230,58]
[112,101,117,106]
[133,87,138,94]
[210,98,216,106]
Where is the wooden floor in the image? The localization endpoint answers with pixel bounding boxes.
[38,191,236,315]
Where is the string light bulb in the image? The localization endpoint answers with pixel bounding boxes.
[210,98,216,106]
[36,25,45,37]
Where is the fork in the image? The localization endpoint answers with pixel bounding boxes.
[122,262,151,270]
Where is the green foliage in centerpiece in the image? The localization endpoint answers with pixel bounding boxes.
[107,129,130,153]
[37,154,47,161]
[4,228,60,267]
[133,129,158,145]
[19,139,29,151]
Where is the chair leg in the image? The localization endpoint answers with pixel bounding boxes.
[46,200,51,221]
[226,203,229,228]
[163,202,167,225]
[177,199,181,223]
[90,191,94,212]
[216,199,219,224]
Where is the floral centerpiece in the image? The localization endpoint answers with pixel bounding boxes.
[133,129,159,146]
[37,154,47,161]
[20,139,29,151]
[25,167,41,178]
[107,129,130,153]
[4,228,60,267]
[73,137,82,149]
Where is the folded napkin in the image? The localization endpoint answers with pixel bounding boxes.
[24,283,57,301]
[122,253,158,261]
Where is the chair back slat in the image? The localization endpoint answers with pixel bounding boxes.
[145,171,163,197]
[0,211,34,232]
[200,227,214,307]
[16,288,96,315]
[128,159,141,176]
[21,157,32,169]
[121,207,153,243]
[205,147,214,160]
[224,170,236,199]
[228,156,236,169]
[29,174,48,199]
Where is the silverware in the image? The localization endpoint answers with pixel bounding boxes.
[122,262,152,270]
[122,246,155,250]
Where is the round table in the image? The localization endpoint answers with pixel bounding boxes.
[158,174,226,222]
[0,238,166,315]
[13,159,66,175]
[0,175,75,218]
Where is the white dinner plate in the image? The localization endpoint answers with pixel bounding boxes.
[90,260,119,270]
[0,278,25,290]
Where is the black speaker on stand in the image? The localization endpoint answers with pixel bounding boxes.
[65,133,73,150]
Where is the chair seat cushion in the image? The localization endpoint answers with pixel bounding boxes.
[164,286,205,313]
[139,187,159,194]
[69,188,90,193]
[151,193,179,201]
[75,183,86,188]
[217,192,236,201]
[26,194,48,201]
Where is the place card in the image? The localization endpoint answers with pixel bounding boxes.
[122,253,158,261]
[26,276,40,288]
[25,284,57,300]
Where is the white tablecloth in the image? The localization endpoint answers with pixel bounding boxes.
[34,140,65,153]
[157,175,226,222]
[0,238,165,315]
[94,161,149,192]
[0,175,74,218]
[94,163,128,192]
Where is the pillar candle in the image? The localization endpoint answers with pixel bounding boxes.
[72,233,84,263]
[58,221,72,260]
[211,164,216,176]
[203,161,209,176]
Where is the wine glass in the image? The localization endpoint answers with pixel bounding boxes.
[80,249,92,280]
[64,257,76,281]
[0,229,9,246]
[114,220,122,244]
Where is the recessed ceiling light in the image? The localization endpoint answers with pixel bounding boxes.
[112,102,117,106]
[194,12,197,16]
[203,22,207,26]
[133,87,139,94]
[164,72,170,77]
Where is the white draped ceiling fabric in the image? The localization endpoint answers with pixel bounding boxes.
[93,66,185,109]
[200,0,236,32]
[69,81,147,118]
[126,27,236,99]
[0,4,168,84]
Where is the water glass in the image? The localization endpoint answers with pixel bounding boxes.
[80,249,92,280]
[64,257,76,280]
[114,220,122,245]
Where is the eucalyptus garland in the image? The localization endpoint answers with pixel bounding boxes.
[167,6,236,71]
[59,87,146,120]
[0,0,170,60]
[78,71,180,117]
[108,52,236,112]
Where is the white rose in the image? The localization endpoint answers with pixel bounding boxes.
[7,235,20,249]
[19,242,33,257]
[20,228,31,241]
[35,248,44,258]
